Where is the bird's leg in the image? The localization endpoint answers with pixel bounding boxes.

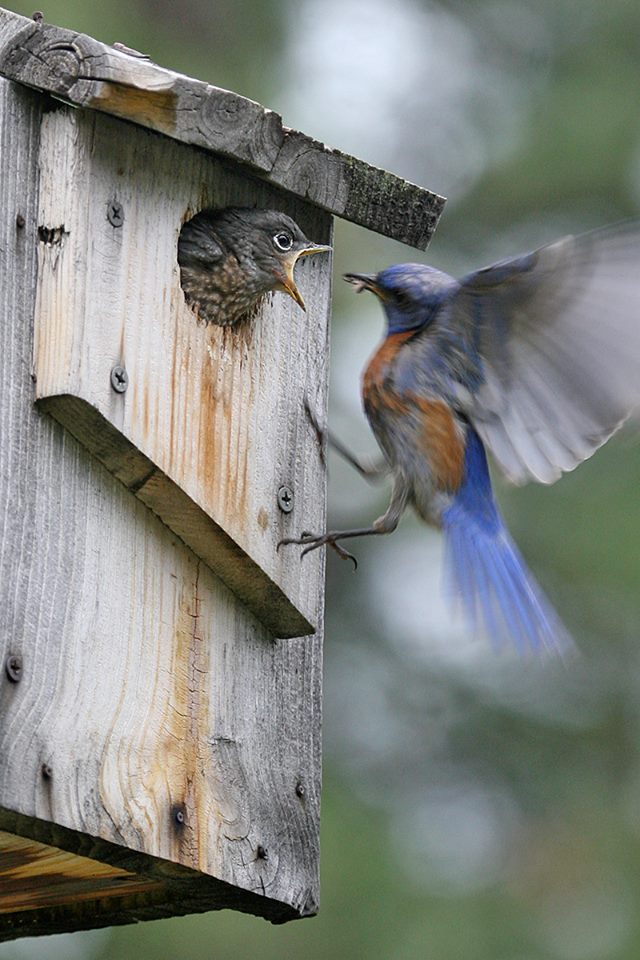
[278,477,408,569]
[303,395,389,483]
[328,433,389,483]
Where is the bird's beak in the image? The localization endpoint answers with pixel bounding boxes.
[279,244,332,312]
[343,273,384,298]
[298,243,333,259]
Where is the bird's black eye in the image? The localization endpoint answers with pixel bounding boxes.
[273,231,294,252]
[394,290,412,308]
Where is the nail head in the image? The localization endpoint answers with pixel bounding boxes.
[5,655,22,683]
[277,485,294,513]
[110,365,129,393]
[107,200,125,228]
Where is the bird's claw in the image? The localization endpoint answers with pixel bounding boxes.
[278,530,358,569]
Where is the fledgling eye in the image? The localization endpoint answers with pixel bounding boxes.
[273,231,294,252]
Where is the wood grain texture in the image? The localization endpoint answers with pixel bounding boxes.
[0,78,322,934]
[0,831,164,913]
[33,104,330,638]
[0,6,445,249]
[0,811,303,939]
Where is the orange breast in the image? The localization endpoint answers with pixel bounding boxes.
[362,331,414,414]
[361,334,465,494]
[411,396,465,492]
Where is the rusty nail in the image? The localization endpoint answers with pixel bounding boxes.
[295,781,305,799]
[41,763,52,780]
[107,200,124,228]
[277,485,294,513]
[110,365,129,393]
[5,655,22,683]
[16,213,25,229]
[256,844,268,861]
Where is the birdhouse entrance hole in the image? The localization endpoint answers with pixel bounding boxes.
[178,207,330,328]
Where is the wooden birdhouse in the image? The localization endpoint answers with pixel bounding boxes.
[0,6,444,940]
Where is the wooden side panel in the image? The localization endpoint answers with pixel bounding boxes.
[0,78,322,929]
[32,105,330,638]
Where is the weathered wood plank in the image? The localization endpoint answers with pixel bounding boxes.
[32,104,329,638]
[0,6,445,249]
[0,811,302,939]
[0,831,164,913]
[0,77,322,933]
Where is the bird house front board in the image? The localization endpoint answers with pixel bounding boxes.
[33,105,330,639]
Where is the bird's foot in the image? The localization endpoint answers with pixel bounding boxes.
[278,530,358,569]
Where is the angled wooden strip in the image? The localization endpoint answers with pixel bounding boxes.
[36,394,314,638]
[0,6,445,248]
[272,129,446,247]
[343,158,445,250]
[0,12,284,171]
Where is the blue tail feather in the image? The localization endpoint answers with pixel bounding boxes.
[442,429,573,654]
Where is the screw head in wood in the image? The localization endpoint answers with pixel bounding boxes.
[295,781,305,799]
[107,200,125,228]
[41,763,53,780]
[110,365,129,393]
[277,485,294,513]
[16,213,25,229]
[5,654,22,683]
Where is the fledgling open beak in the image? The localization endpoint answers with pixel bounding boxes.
[343,272,382,296]
[279,244,332,311]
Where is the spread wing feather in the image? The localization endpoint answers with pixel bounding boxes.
[449,221,640,484]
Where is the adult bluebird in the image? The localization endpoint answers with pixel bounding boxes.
[280,222,640,653]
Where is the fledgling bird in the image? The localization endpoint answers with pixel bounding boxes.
[178,207,330,326]
[281,221,640,653]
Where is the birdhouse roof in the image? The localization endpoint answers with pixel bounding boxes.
[0,7,445,249]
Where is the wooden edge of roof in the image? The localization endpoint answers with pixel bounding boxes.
[0,7,445,248]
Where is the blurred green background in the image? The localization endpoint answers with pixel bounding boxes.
[3,1,640,957]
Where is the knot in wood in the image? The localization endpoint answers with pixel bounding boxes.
[44,41,82,93]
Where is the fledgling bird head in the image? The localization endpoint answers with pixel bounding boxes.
[178,207,331,326]
[345,263,458,335]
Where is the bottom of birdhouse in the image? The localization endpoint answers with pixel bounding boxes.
[0,830,165,914]
[0,817,303,942]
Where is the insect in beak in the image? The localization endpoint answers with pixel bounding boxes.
[343,273,386,299]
